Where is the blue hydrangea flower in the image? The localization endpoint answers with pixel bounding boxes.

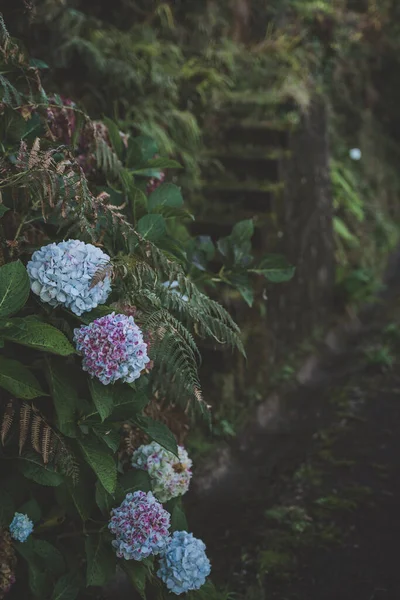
[73,312,149,385]
[27,239,112,316]
[162,281,189,302]
[109,491,170,561]
[132,442,192,503]
[157,531,211,595]
[9,513,33,543]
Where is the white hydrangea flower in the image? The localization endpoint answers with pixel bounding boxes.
[131,442,192,503]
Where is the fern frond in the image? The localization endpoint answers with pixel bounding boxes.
[31,413,42,453]
[1,400,15,445]
[19,402,32,455]
[41,423,52,465]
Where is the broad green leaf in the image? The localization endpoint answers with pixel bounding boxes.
[250,254,295,283]
[2,317,75,355]
[28,562,48,598]
[231,218,254,243]
[95,481,114,514]
[148,183,184,211]
[137,214,166,241]
[0,489,14,526]
[0,357,45,399]
[65,477,93,522]
[152,205,194,221]
[89,378,114,422]
[52,574,80,600]
[78,437,117,494]
[108,385,148,421]
[133,416,178,457]
[85,535,115,587]
[93,424,121,452]
[170,503,188,532]
[126,135,158,167]
[33,539,65,577]
[119,469,151,495]
[46,359,78,437]
[19,455,63,487]
[0,205,9,217]
[103,117,124,159]
[133,157,182,173]
[0,260,30,318]
[20,497,42,523]
[122,560,147,599]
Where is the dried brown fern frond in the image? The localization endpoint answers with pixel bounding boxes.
[19,402,32,455]
[1,399,55,464]
[1,400,15,445]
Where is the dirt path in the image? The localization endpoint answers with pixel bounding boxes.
[187,267,400,599]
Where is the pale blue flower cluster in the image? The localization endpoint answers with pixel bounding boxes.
[74,312,149,385]
[157,531,211,595]
[27,240,112,316]
[109,491,170,561]
[131,442,192,503]
[9,513,33,543]
[162,281,189,302]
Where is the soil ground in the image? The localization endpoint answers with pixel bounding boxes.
[187,275,400,600]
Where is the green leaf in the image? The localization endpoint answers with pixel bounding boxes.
[133,157,182,173]
[0,489,14,526]
[89,379,114,422]
[28,562,48,598]
[250,254,295,282]
[0,260,30,317]
[231,218,254,243]
[46,359,78,437]
[103,117,124,159]
[148,183,184,211]
[0,205,9,217]
[93,424,121,452]
[0,357,45,399]
[29,58,49,69]
[126,135,158,167]
[95,480,114,514]
[170,502,188,532]
[133,416,178,457]
[85,535,115,587]
[78,437,117,494]
[137,214,166,242]
[2,317,75,355]
[33,539,65,577]
[65,477,93,522]
[19,455,63,487]
[333,216,359,246]
[108,385,148,421]
[52,574,80,600]
[20,498,42,523]
[79,305,114,324]
[122,560,147,599]
[119,469,151,495]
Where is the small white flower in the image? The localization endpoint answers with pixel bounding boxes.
[349,148,362,161]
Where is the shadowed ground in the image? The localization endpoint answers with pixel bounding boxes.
[187,256,400,600]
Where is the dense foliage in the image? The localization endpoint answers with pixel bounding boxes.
[0,13,294,600]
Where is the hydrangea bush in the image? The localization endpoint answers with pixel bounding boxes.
[0,18,293,600]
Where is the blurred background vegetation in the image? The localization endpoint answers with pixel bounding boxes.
[4,0,400,451]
